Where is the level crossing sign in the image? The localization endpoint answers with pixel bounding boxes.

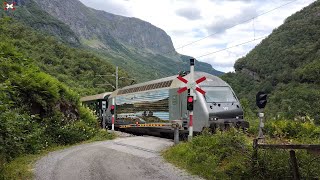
[177,75,206,95]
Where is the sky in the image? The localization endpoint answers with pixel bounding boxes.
[79,0,316,72]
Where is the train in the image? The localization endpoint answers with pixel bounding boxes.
[81,71,249,136]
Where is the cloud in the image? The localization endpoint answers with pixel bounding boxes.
[175,7,202,20]
[206,6,258,34]
[212,0,253,1]
[80,0,132,16]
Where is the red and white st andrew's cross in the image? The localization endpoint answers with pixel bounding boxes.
[4,2,16,11]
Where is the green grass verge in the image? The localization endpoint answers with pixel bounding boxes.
[2,130,115,180]
[163,129,320,180]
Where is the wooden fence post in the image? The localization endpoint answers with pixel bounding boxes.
[290,150,301,180]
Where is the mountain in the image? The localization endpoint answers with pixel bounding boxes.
[221,1,320,120]
[32,0,175,55]
[10,0,223,82]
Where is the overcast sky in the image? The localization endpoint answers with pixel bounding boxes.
[79,0,316,72]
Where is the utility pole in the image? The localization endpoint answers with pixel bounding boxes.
[96,66,134,90]
[116,66,118,90]
[95,66,135,131]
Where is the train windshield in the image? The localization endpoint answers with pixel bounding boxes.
[202,87,237,103]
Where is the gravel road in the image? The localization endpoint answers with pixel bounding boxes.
[35,133,203,180]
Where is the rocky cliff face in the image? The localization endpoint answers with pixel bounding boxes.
[11,0,223,81]
[32,0,175,54]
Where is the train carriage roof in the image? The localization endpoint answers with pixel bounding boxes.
[110,72,229,97]
[80,92,112,102]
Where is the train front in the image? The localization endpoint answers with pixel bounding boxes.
[192,72,249,131]
[202,86,249,130]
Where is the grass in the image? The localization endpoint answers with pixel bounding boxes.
[2,129,116,180]
[163,129,252,180]
[163,128,320,180]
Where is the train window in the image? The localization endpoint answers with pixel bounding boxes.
[202,87,237,103]
[154,83,159,89]
[166,80,172,87]
[159,81,165,88]
[151,83,157,89]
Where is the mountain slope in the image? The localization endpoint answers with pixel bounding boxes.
[0,16,132,95]
[222,1,320,119]
[11,0,223,82]
[10,0,80,46]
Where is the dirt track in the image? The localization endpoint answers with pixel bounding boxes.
[35,135,202,180]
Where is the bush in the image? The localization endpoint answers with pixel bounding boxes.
[0,40,103,172]
[265,119,320,139]
[164,129,252,179]
[163,129,320,179]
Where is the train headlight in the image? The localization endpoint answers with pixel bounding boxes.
[236,116,239,119]
[210,117,218,121]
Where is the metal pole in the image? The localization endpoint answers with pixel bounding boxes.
[111,98,115,131]
[258,109,264,139]
[116,66,118,90]
[174,125,179,145]
[188,59,195,141]
[188,113,193,141]
[102,109,106,129]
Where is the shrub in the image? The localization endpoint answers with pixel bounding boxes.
[164,129,252,179]
[163,129,320,179]
[265,119,320,139]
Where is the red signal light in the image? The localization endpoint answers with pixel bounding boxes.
[110,105,115,115]
[187,96,194,111]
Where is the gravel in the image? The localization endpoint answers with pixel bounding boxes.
[35,136,203,180]
[112,130,136,138]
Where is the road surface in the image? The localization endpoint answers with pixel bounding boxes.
[35,135,202,180]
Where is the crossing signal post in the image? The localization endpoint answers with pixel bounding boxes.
[110,99,115,131]
[256,91,268,139]
[177,58,206,141]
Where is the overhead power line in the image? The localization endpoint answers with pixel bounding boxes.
[166,0,298,55]
[196,36,267,59]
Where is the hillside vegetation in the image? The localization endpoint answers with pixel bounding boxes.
[0,17,132,96]
[222,1,320,120]
[0,17,120,179]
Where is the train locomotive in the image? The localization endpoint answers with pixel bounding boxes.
[99,71,249,135]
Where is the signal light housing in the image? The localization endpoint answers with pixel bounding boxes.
[256,91,267,109]
[187,96,194,111]
[110,105,115,114]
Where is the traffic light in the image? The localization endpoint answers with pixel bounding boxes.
[110,105,115,115]
[256,91,267,109]
[187,96,194,111]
